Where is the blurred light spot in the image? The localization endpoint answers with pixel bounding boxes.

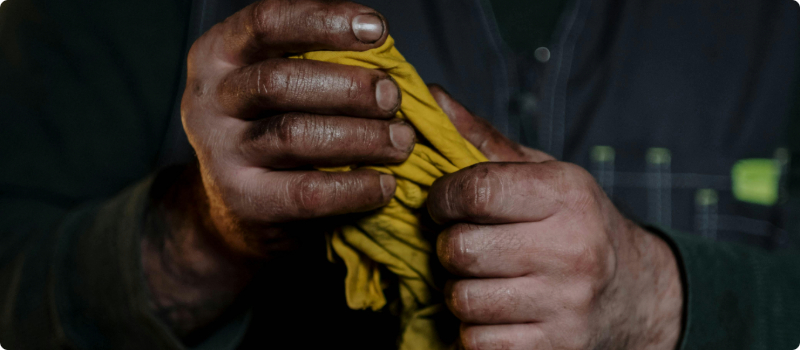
[534,47,551,63]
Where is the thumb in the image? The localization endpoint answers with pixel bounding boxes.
[428,84,554,162]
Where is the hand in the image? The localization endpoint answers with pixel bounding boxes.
[427,88,683,349]
[142,0,414,338]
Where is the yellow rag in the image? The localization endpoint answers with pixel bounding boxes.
[295,36,487,349]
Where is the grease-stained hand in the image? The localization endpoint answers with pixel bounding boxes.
[182,0,416,258]
[427,87,684,350]
[144,0,414,338]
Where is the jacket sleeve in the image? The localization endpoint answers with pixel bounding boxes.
[0,0,193,348]
[656,227,800,349]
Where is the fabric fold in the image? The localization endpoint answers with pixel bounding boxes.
[295,36,488,350]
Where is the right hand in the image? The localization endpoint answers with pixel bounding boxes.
[143,0,414,338]
[182,0,414,258]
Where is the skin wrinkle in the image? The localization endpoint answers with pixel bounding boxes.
[294,172,318,216]
[279,60,298,105]
[295,116,314,153]
[247,1,269,54]
[434,160,680,349]
[257,65,263,95]
[443,173,457,223]
[344,71,359,101]
[459,226,468,269]
[167,0,684,344]
[243,114,407,167]
[205,127,228,160]
[445,219,574,279]
[496,171,510,218]
[317,117,333,150]
[356,121,372,154]
[275,113,295,151]
[304,6,329,43]
[472,167,491,219]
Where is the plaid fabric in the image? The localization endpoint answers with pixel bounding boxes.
[508,0,800,250]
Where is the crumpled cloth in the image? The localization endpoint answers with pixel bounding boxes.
[295,36,487,350]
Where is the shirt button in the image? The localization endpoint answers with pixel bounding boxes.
[534,47,551,63]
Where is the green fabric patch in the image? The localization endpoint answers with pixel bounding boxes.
[591,145,615,162]
[731,159,780,206]
[695,189,719,206]
[646,147,672,165]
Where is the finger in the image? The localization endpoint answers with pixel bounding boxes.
[428,162,580,224]
[438,221,615,281]
[216,0,388,65]
[437,223,545,278]
[225,168,396,223]
[445,278,553,324]
[240,114,415,168]
[429,84,553,163]
[460,323,546,350]
[218,60,400,119]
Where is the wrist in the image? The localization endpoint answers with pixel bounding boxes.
[622,223,684,349]
[141,164,257,338]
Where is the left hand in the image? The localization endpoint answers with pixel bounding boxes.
[427,86,683,349]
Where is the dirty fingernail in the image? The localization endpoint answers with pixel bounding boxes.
[376,79,399,112]
[380,174,396,200]
[390,122,415,151]
[352,14,384,43]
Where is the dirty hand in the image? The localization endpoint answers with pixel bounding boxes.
[427,87,683,349]
[144,0,412,338]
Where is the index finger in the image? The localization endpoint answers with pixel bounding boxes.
[427,162,584,224]
[213,0,388,65]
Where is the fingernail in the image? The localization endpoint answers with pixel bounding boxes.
[380,174,396,199]
[352,14,384,43]
[389,122,415,151]
[376,79,399,112]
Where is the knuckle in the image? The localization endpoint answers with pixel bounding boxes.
[453,165,498,219]
[305,3,360,44]
[272,114,308,153]
[560,162,600,197]
[540,161,600,212]
[556,242,615,313]
[262,60,295,101]
[562,275,606,318]
[251,0,283,39]
[274,114,298,144]
[290,172,331,216]
[563,281,595,315]
[217,64,276,114]
[186,39,204,66]
[310,6,342,40]
[346,71,383,105]
[186,23,220,67]
[564,242,608,280]
[222,59,298,108]
[274,115,368,157]
[438,224,481,275]
[538,161,573,194]
[353,120,385,149]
